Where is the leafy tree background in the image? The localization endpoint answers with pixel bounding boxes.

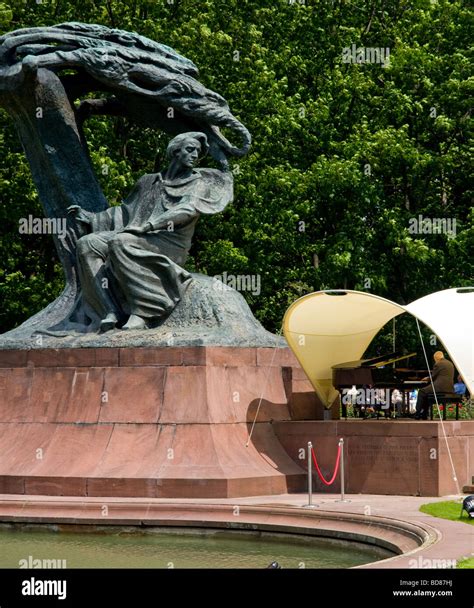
[0,0,472,361]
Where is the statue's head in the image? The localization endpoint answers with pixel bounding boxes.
[166,132,209,169]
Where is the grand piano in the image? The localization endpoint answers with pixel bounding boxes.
[332,351,428,418]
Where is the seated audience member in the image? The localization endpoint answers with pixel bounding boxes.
[454,375,467,397]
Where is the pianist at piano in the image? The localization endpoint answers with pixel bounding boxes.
[414,351,455,420]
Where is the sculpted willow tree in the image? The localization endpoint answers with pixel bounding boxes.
[0,22,279,347]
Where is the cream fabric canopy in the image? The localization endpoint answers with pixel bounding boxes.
[283,288,474,408]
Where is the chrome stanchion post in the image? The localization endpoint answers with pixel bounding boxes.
[304,441,317,508]
[308,441,313,506]
[335,437,350,503]
[340,438,345,501]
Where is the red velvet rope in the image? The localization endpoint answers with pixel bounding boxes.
[311,444,342,486]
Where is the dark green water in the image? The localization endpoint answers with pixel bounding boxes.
[0,525,392,569]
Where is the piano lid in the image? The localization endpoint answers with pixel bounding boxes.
[332,351,417,370]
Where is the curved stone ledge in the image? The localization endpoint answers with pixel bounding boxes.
[0,496,439,567]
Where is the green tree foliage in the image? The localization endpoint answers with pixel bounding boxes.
[0,0,472,347]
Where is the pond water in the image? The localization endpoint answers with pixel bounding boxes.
[0,524,392,569]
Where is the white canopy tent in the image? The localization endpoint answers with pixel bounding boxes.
[283,288,474,408]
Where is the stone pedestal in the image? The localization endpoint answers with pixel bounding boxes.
[0,346,317,498]
[2,346,469,498]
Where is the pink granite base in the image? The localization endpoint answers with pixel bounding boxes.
[0,346,320,498]
[2,347,470,498]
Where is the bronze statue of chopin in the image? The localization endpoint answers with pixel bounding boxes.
[68,132,233,331]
